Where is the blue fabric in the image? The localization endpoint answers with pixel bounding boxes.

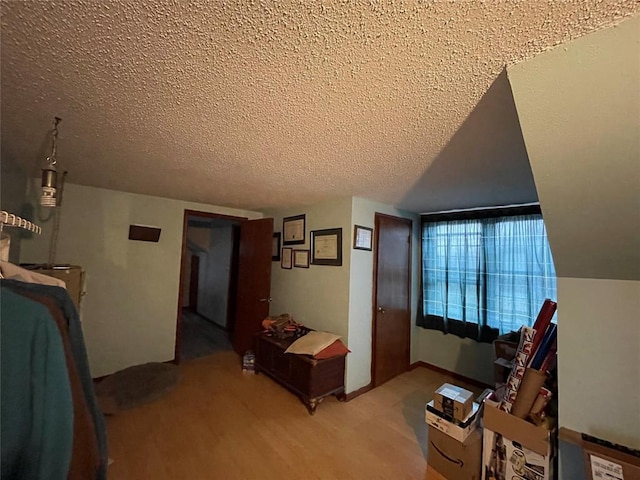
[1,280,108,480]
[421,214,557,336]
[1,288,73,480]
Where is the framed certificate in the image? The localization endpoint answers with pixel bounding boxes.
[281,247,293,269]
[272,232,281,261]
[353,225,373,251]
[283,214,305,245]
[311,228,342,266]
[293,249,310,268]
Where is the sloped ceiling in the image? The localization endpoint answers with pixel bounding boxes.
[1,1,638,212]
[508,15,640,281]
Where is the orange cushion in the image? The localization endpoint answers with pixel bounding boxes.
[313,339,350,359]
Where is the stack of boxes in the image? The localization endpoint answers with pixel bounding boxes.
[424,301,562,480]
[424,381,555,480]
[481,300,559,480]
[425,383,486,480]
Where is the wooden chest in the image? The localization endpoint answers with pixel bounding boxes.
[254,333,346,414]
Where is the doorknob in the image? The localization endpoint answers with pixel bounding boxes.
[260,297,273,303]
[377,306,386,313]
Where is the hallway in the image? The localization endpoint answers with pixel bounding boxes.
[179,309,233,362]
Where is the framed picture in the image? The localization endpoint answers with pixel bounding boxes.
[311,228,342,266]
[353,225,373,251]
[281,247,293,269]
[272,232,282,261]
[293,249,310,268]
[283,214,305,245]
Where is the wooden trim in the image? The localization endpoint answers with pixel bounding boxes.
[174,210,190,364]
[410,361,493,390]
[345,383,373,402]
[405,217,412,373]
[183,209,249,222]
[409,361,430,370]
[558,426,583,446]
[226,224,241,334]
[371,216,380,386]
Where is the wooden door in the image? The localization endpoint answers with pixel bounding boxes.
[225,225,241,333]
[372,213,412,387]
[189,255,199,310]
[232,218,274,355]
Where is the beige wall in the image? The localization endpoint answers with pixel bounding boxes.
[181,226,212,308]
[263,197,355,387]
[348,197,421,392]
[198,225,234,328]
[265,195,492,392]
[508,15,640,449]
[19,182,262,377]
[557,277,639,448]
[265,196,422,394]
[264,197,352,337]
[416,331,494,386]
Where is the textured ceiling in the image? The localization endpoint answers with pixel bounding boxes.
[1,1,638,212]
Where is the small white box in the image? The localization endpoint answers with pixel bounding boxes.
[434,383,474,422]
[425,400,480,443]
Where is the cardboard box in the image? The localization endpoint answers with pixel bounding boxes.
[428,426,482,480]
[583,438,640,480]
[493,357,513,386]
[493,339,518,361]
[27,265,85,311]
[482,399,553,480]
[425,400,480,443]
[434,383,474,422]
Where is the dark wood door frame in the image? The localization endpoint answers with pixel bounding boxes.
[371,212,412,387]
[225,224,241,334]
[189,254,200,311]
[174,209,248,364]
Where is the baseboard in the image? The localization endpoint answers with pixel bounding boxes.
[410,360,493,390]
[345,383,373,402]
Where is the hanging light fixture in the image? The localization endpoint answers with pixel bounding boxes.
[40,116,61,207]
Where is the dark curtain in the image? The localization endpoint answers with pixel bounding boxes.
[417,209,556,343]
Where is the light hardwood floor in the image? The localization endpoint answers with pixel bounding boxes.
[105,351,482,480]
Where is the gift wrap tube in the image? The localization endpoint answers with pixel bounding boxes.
[511,368,547,418]
[499,326,535,412]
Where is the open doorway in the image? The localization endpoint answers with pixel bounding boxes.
[175,210,243,362]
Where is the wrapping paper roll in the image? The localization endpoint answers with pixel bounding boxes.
[499,326,535,412]
[530,323,557,370]
[528,299,557,365]
[511,368,548,418]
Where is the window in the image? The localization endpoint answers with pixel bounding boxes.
[418,207,557,342]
